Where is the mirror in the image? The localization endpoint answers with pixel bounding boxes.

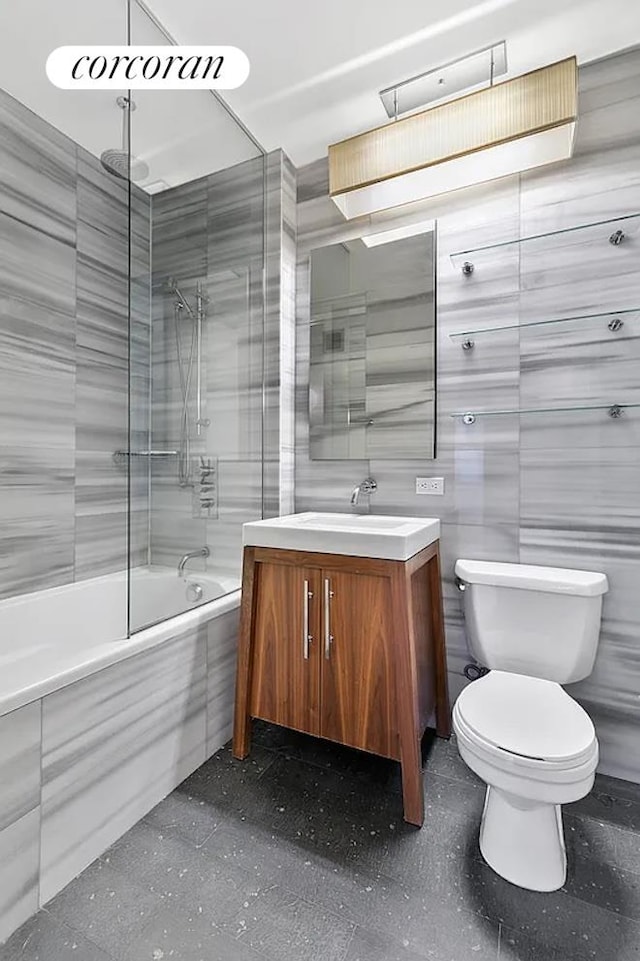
[309,227,436,460]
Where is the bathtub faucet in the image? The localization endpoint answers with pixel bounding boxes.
[178,547,210,577]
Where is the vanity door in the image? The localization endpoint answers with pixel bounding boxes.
[319,569,398,759]
[249,562,321,737]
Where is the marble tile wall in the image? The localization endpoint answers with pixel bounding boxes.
[40,626,208,903]
[147,149,296,588]
[264,149,297,517]
[0,702,41,941]
[294,46,640,780]
[149,160,262,581]
[206,605,241,753]
[0,602,240,944]
[0,86,152,601]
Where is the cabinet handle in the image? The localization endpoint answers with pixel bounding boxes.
[303,579,313,659]
[324,577,334,659]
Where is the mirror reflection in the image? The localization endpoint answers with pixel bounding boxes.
[309,227,436,460]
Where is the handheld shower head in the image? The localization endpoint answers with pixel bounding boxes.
[168,279,196,319]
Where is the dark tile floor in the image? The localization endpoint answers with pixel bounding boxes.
[3,726,640,961]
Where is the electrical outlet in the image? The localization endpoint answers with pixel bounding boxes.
[415,476,444,495]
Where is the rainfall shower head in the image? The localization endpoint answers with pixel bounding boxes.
[100,96,149,182]
[100,149,149,181]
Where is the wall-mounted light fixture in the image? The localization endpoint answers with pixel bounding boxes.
[329,57,577,219]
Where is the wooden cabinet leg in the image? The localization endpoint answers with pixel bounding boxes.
[233,548,256,760]
[233,714,252,760]
[400,736,424,827]
[391,567,425,827]
[429,548,451,739]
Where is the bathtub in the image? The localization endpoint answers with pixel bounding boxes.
[0,566,239,717]
[0,566,241,942]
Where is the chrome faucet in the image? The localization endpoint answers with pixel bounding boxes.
[178,547,210,577]
[350,477,377,506]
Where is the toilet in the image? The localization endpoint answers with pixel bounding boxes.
[452,559,608,892]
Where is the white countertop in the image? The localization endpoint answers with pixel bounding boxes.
[243,512,440,561]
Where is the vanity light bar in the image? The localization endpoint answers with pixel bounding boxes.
[329,57,578,219]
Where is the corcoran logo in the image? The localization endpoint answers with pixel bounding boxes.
[46,46,250,90]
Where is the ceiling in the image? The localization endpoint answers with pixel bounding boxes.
[147,0,640,165]
[0,0,261,191]
[0,0,639,189]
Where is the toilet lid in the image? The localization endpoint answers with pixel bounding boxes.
[455,671,596,764]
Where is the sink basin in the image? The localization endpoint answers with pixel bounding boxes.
[297,514,405,531]
[243,512,440,561]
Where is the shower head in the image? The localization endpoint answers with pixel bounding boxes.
[100,96,149,183]
[100,149,149,182]
[167,278,196,319]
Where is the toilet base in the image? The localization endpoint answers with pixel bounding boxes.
[479,785,567,892]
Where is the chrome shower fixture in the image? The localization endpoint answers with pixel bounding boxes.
[170,278,209,488]
[167,277,196,318]
[100,96,149,182]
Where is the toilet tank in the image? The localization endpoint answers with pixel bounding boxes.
[455,560,609,683]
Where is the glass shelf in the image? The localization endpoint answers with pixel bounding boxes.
[448,307,639,346]
[451,403,639,424]
[449,212,640,271]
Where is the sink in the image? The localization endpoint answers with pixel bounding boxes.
[296,514,405,531]
[242,512,440,561]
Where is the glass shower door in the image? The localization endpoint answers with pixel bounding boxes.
[127,0,265,633]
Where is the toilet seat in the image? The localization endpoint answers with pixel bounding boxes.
[454,671,598,774]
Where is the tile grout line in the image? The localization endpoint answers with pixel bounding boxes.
[97,815,362,960]
[39,908,119,961]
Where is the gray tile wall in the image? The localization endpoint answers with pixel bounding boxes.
[264,150,297,517]
[294,47,640,782]
[40,625,208,903]
[148,149,296,587]
[0,603,240,943]
[149,158,264,582]
[0,702,41,941]
[0,87,151,602]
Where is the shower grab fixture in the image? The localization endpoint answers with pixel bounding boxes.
[195,284,206,435]
[113,449,178,459]
[168,278,210,487]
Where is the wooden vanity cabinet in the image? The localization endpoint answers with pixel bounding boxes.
[233,543,450,826]
[246,561,321,737]
[319,567,398,758]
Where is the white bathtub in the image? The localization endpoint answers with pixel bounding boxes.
[0,566,239,718]
[0,564,242,942]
